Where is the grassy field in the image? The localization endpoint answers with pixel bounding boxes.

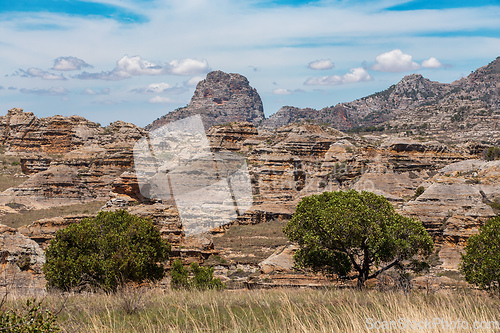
[0,201,105,228]
[212,219,290,265]
[4,287,500,332]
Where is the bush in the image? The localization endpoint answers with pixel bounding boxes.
[412,186,426,199]
[0,298,60,332]
[43,210,171,292]
[483,147,500,161]
[170,259,225,290]
[460,216,500,295]
[283,190,434,288]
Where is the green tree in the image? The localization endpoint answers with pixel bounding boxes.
[170,259,225,290]
[43,210,171,291]
[283,190,434,288]
[460,216,500,295]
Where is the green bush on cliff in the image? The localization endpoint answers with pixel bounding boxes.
[460,216,500,296]
[43,210,170,292]
[283,190,434,288]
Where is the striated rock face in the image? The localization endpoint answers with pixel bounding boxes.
[401,160,500,270]
[146,71,265,130]
[0,224,46,294]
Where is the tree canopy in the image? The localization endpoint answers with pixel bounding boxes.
[460,216,500,295]
[43,210,171,291]
[283,190,434,287]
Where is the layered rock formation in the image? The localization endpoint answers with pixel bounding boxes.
[146,71,265,130]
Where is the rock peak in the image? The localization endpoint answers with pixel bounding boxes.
[146,70,265,131]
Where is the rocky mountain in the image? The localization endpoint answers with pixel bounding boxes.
[264,57,500,144]
[146,71,266,130]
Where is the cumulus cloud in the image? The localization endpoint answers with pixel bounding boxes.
[52,56,92,71]
[131,83,186,94]
[342,67,373,84]
[308,59,334,70]
[184,76,204,87]
[20,87,69,96]
[272,88,293,95]
[74,56,209,80]
[149,96,174,104]
[81,88,110,95]
[371,49,420,72]
[421,57,443,69]
[16,68,66,80]
[304,67,372,85]
[75,55,164,80]
[168,59,209,76]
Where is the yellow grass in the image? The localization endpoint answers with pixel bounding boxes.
[4,287,500,332]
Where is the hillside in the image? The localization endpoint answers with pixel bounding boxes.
[264,57,500,144]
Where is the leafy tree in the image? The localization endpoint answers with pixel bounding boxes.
[43,210,170,291]
[283,190,434,288]
[460,216,500,295]
[170,259,225,290]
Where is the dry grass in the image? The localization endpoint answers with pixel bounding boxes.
[4,287,500,332]
[0,174,27,192]
[212,219,289,264]
[0,201,105,228]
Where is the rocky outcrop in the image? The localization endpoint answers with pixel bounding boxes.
[263,106,354,131]
[0,224,46,294]
[146,71,265,130]
[401,160,500,270]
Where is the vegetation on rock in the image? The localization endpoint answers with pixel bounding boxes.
[283,190,434,288]
[43,210,170,291]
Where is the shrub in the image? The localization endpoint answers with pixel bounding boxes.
[170,259,225,290]
[43,210,170,292]
[483,147,500,161]
[0,298,60,332]
[283,190,434,288]
[412,186,426,199]
[460,216,500,296]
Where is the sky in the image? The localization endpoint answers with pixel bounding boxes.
[0,0,499,127]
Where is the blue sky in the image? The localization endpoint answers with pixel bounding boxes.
[0,0,499,126]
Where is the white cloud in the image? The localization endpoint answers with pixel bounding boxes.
[131,83,187,94]
[75,55,164,80]
[74,56,209,80]
[52,56,92,71]
[304,67,372,85]
[184,76,204,87]
[371,49,420,72]
[421,57,443,69]
[342,67,372,84]
[149,96,175,104]
[308,59,334,70]
[20,87,69,96]
[168,59,209,76]
[272,88,293,95]
[81,88,110,95]
[17,68,66,80]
